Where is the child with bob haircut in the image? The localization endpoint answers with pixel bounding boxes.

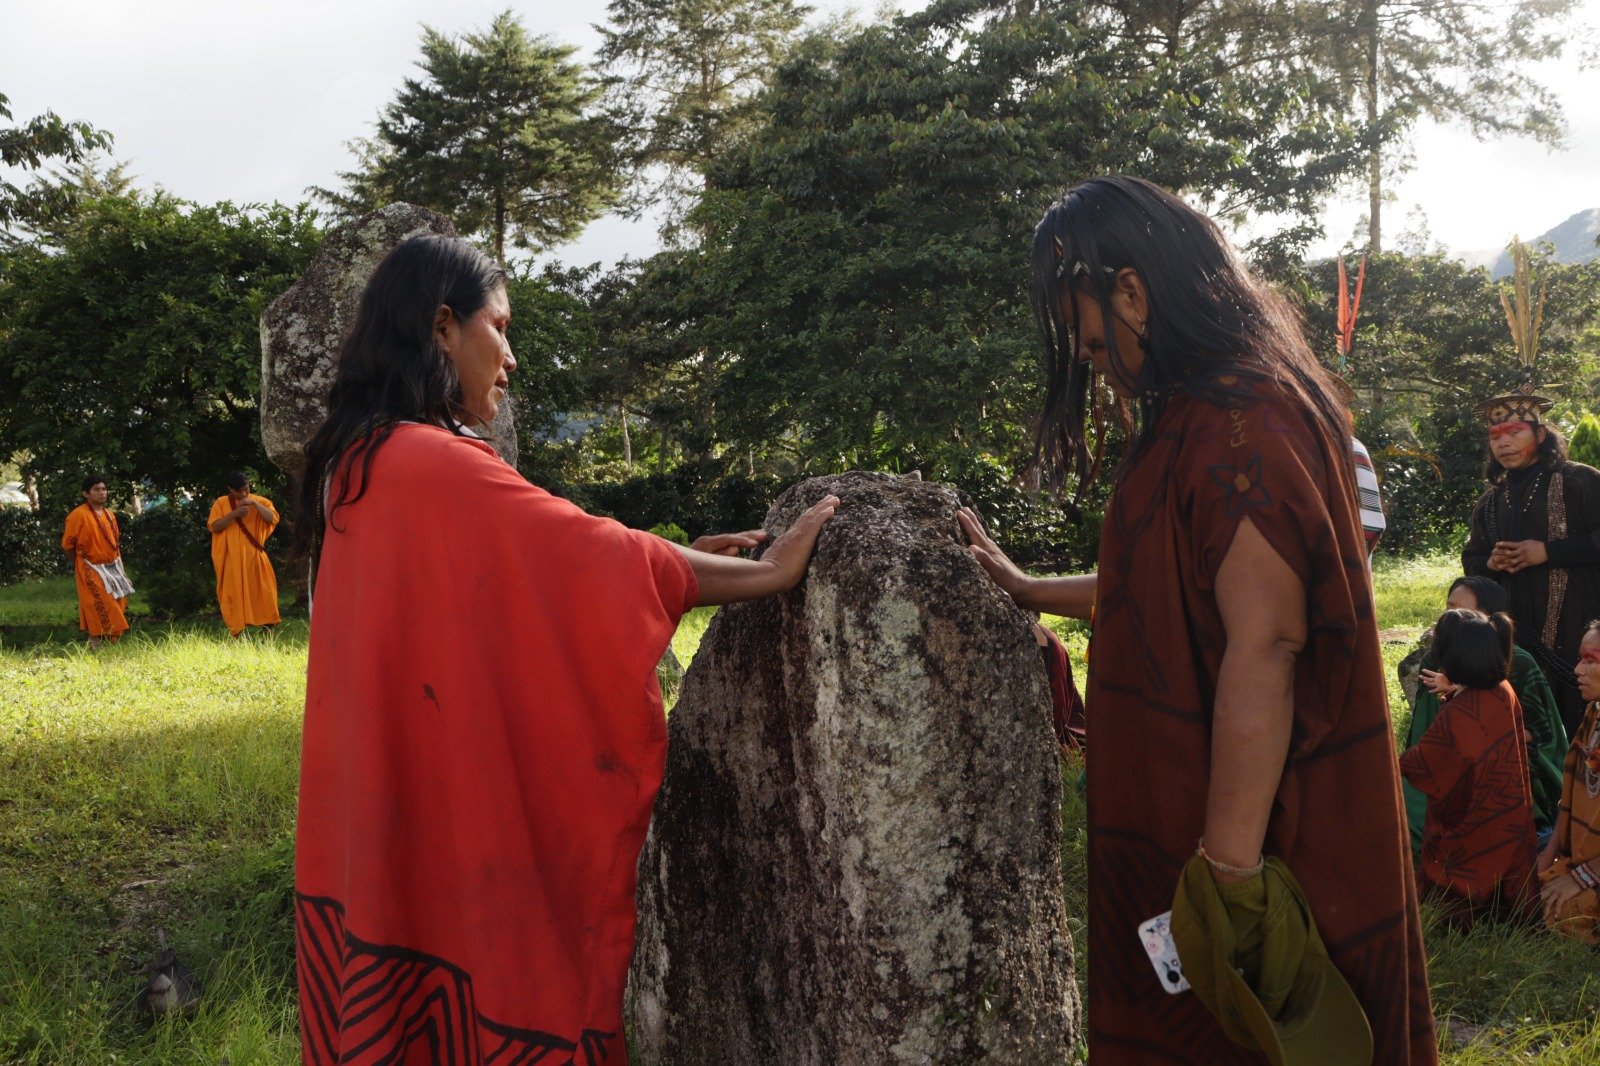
[1400,608,1538,926]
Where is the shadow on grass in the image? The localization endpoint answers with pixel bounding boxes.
[1,618,309,656]
[0,681,302,1062]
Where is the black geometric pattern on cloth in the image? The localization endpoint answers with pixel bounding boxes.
[1206,454,1273,518]
[296,894,614,1065]
[83,558,114,634]
[1407,694,1538,908]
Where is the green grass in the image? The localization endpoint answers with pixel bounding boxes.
[3,559,1597,1062]
[0,622,306,1063]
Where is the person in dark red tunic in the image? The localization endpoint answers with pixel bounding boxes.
[1399,609,1538,926]
[962,176,1434,1063]
[290,235,837,1065]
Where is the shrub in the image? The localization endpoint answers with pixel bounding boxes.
[1569,414,1600,469]
[648,522,690,545]
[574,466,784,541]
[933,451,1102,571]
[0,508,69,585]
[122,500,215,618]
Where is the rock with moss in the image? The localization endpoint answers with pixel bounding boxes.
[628,471,1079,1063]
[259,203,516,481]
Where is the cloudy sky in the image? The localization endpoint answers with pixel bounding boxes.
[3,0,1597,266]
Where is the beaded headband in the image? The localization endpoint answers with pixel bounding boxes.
[1472,388,1554,428]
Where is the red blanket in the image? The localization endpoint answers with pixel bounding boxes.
[296,424,696,1064]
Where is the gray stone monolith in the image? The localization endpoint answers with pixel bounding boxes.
[259,203,516,480]
[628,471,1080,1063]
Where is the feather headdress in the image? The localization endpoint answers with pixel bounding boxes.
[1474,237,1554,426]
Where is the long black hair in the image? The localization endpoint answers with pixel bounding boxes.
[1448,574,1510,616]
[1483,421,1568,486]
[1432,607,1514,691]
[1029,175,1348,490]
[291,234,507,565]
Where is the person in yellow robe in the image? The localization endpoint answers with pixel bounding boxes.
[61,474,133,645]
[207,472,281,637]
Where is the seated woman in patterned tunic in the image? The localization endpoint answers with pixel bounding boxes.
[1400,609,1538,927]
[1403,576,1567,852]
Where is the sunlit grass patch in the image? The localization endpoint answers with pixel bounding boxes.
[0,623,305,1064]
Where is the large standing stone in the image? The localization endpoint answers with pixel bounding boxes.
[259,203,516,480]
[629,472,1079,1063]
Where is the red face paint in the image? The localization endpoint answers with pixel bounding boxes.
[1488,420,1539,468]
[1580,648,1600,666]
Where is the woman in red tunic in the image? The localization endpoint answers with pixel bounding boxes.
[290,235,836,1065]
[961,176,1434,1063]
[1400,609,1538,926]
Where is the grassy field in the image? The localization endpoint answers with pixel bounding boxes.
[2,558,1598,1062]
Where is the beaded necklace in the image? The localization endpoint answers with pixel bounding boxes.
[1502,469,1546,521]
[89,505,120,552]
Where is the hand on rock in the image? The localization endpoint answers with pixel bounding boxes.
[958,507,1037,609]
[761,496,839,592]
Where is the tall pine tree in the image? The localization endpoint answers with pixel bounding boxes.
[596,0,806,237]
[1079,0,1582,251]
[317,11,617,258]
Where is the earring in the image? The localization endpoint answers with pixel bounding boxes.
[1137,321,1150,351]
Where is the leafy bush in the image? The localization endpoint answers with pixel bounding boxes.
[934,451,1102,571]
[0,508,68,585]
[1568,413,1600,469]
[648,522,690,545]
[573,464,783,541]
[122,500,215,618]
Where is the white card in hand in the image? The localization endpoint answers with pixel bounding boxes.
[1137,911,1191,994]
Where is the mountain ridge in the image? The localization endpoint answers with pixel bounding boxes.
[1457,207,1600,276]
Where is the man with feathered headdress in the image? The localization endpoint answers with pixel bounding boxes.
[1463,238,1600,736]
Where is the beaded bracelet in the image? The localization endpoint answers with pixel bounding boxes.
[1196,838,1265,879]
[1573,862,1598,892]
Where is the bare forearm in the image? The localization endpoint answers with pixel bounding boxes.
[674,545,790,606]
[1203,642,1297,879]
[1017,573,1096,618]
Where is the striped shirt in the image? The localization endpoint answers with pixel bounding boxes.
[1351,435,1386,561]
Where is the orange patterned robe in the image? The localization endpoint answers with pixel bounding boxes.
[61,503,130,638]
[1540,700,1600,943]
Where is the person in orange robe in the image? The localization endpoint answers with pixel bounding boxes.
[961,176,1434,1063]
[290,234,837,1065]
[1400,609,1538,926]
[60,474,132,645]
[206,471,281,637]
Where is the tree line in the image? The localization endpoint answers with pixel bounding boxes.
[2,0,1596,585]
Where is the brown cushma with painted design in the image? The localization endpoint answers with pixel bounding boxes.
[1086,376,1436,1063]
